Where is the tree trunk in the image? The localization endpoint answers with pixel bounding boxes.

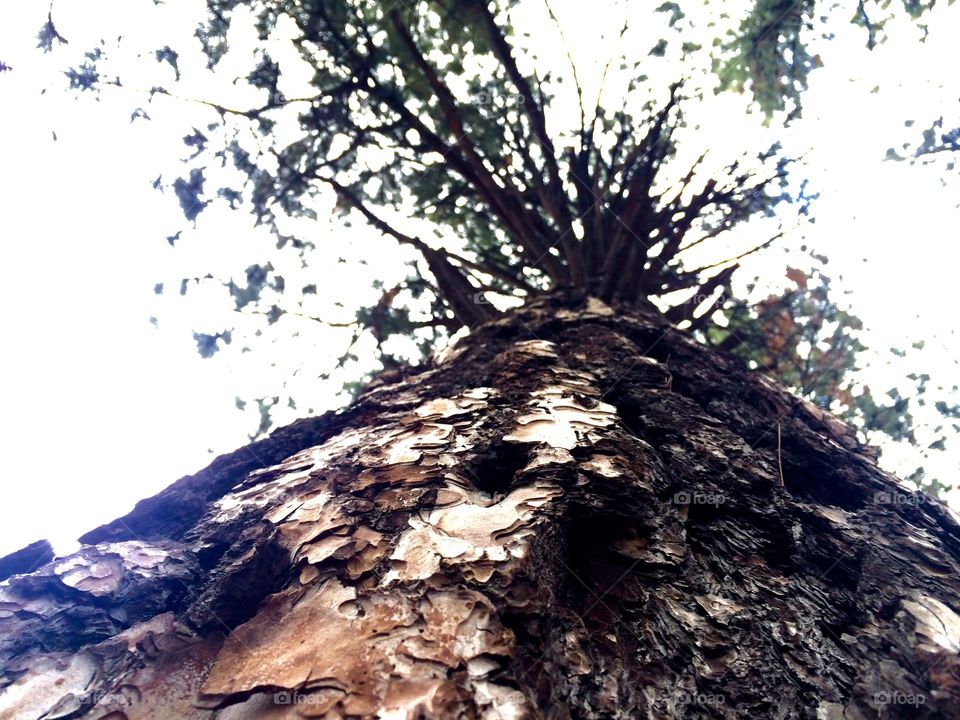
[2,291,959,719]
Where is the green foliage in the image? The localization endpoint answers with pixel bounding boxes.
[889,118,960,161]
[36,12,68,53]
[172,168,208,222]
[713,0,817,117]
[886,116,959,206]
[193,330,232,358]
[710,0,946,116]
[711,266,863,405]
[709,263,955,497]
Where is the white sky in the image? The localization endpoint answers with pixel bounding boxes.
[0,1,958,556]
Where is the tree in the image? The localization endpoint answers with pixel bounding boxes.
[2,0,959,717]
[35,1,810,346]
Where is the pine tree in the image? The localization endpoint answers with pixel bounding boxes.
[2,1,958,717]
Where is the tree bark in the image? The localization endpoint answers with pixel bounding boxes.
[2,291,959,719]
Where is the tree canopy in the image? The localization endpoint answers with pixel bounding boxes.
[26,0,958,494]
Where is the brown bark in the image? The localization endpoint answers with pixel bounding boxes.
[2,292,959,719]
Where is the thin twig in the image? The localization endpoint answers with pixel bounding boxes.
[777,419,785,487]
[542,0,584,134]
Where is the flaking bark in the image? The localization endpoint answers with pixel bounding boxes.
[2,292,959,719]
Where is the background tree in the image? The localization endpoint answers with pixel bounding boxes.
[712,0,950,116]
[714,259,957,497]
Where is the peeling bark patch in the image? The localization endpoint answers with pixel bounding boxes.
[200,579,518,717]
[0,650,99,719]
[504,387,617,450]
[383,481,562,583]
[500,339,558,359]
[0,613,223,720]
[903,593,960,654]
[0,540,197,663]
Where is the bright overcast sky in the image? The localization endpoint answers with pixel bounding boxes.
[0,1,958,556]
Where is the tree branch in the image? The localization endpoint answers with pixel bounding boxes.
[471,0,585,285]
[317,175,497,327]
[387,10,565,283]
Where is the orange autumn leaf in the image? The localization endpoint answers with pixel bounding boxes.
[785,267,808,289]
